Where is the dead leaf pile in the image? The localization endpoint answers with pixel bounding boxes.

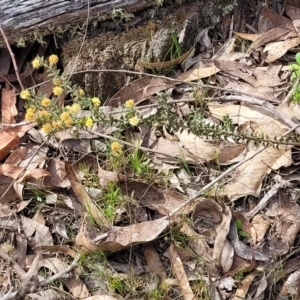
[3,2,300,299]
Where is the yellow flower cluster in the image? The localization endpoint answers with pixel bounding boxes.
[78,89,85,97]
[52,120,63,130]
[25,107,36,122]
[41,98,51,107]
[42,123,52,134]
[129,116,140,126]
[53,86,63,96]
[20,89,31,100]
[53,78,62,86]
[66,103,81,114]
[111,141,123,156]
[85,117,93,127]
[32,58,41,69]
[25,54,107,135]
[92,97,101,107]
[125,99,135,108]
[60,111,73,126]
[49,54,59,65]
[38,110,50,118]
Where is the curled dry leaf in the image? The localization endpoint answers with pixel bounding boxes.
[144,242,167,280]
[169,243,195,300]
[232,270,259,300]
[0,123,35,160]
[76,215,170,252]
[227,221,268,261]
[179,222,212,263]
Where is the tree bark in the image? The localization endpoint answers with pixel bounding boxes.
[0,0,156,45]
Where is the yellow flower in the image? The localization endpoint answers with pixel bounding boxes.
[111,141,123,156]
[25,110,36,122]
[53,78,62,86]
[125,99,135,108]
[26,106,36,113]
[32,58,41,69]
[129,116,140,126]
[41,98,51,107]
[85,117,93,127]
[68,103,81,114]
[20,89,31,100]
[53,86,63,96]
[49,54,59,65]
[52,120,63,129]
[38,110,50,118]
[42,123,52,134]
[92,97,101,107]
[60,111,71,121]
[78,89,85,96]
[64,117,73,127]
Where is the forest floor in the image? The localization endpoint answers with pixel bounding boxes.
[1,1,300,300]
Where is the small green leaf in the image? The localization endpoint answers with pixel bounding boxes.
[289,63,300,71]
[235,219,242,230]
[296,53,300,65]
[239,230,249,238]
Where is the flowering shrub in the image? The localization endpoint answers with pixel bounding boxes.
[22,54,145,168]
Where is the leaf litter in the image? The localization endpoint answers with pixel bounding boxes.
[3,2,300,300]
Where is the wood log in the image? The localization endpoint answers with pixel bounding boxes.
[0,0,156,45]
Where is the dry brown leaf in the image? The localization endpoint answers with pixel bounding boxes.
[144,242,167,280]
[233,211,257,244]
[64,273,90,299]
[76,215,170,252]
[40,257,89,298]
[169,243,195,300]
[220,239,234,273]
[0,123,35,160]
[278,269,300,299]
[1,88,17,125]
[208,103,286,126]
[258,7,293,32]
[228,221,268,261]
[98,164,127,188]
[108,76,175,106]
[177,63,220,82]
[232,271,259,300]
[265,192,300,256]
[234,31,260,41]
[263,37,300,62]
[212,204,232,270]
[179,222,212,263]
[27,289,64,300]
[43,159,70,188]
[40,245,77,258]
[20,215,53,247]
[119,181,186,215]
[251,214,271,242]
[65,162,109,227]
[214,60,283,87]
[0,164,50,181]
[176,129,218,161]
[226,255,257,278]
[218,144,246,165]
[286,5,300,38]
[226,145,291,201]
